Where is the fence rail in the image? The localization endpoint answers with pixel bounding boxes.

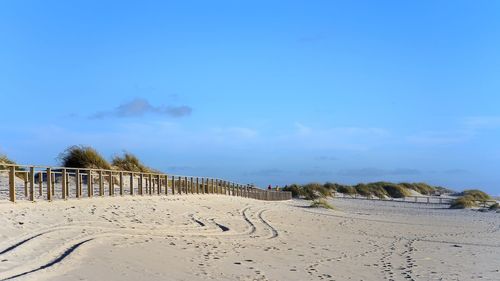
[332,192,498,207]
[0,164,292,203]
[333,192,454,204]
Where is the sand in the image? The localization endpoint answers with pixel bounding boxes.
[0,194,499,281]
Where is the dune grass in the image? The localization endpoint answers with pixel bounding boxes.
[58,145,111,170]
[0,154,16,170]
[399,182,435,195]
[0,154,28,180]
[450,195,479,209]
[283,181,459,201]
[112,152,152,173]
[310,198,334,210]
[450,190,492,209]
[460,189,490,201]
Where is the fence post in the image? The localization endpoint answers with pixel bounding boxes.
[108,171,113,196]
[38,171,42,196]
[146,174,150,195]
[46,168,52,201]
[29,167,35,202]
[157,174,161,195]
[139,174,144,195]
[119,172,124,196]
[75,169,80,198]
[196,177,199,194]
[171,176,175,194]
[188,177,194,194]
[23,172,28,198]
[61,169,67,200]
[189,177,193,194]
[178,176,182,194]
[99,170,104,196]
[86,170,92,198]
[130,173,134,195]
[9,166,16,202]
[165,175,168,195]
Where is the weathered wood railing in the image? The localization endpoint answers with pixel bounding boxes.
[332,192,454,204]
[0,164,292,203]
[332,192,498,206]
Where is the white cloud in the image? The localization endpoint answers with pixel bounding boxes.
[91,98,192,119]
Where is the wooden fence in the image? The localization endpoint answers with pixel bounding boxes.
[0,164,292,203]
[332,192,498,207]
[332,192,454,204]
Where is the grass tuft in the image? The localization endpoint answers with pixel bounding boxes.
[450,195,478,209]
[0,154,16,170]
[111,152,152,173]
[310,199,334,209]
[58,145,111,170]
[460,190,491,201]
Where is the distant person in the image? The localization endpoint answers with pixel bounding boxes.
[268,185,272,190]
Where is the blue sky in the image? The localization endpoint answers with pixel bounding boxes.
[1,1,499,194]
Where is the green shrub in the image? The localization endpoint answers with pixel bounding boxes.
[302,183,331,200]
[399,182,435,195]
[282,184,302,198]
[461,190,490,201]
[450,195,478,209]
[310,198,334,210]
[337,185,356,195]
[112,152,151,172]
[354,184,372,197]
[323,182,341,191]
[376,182,410,198]
[58,145,111,170]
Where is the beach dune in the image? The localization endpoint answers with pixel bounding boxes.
[0,195,498,281]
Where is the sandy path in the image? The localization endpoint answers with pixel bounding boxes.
[0,196,498,281]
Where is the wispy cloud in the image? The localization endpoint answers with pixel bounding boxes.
[91,98,192,119]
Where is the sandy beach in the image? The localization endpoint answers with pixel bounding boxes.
[0,194,498,281]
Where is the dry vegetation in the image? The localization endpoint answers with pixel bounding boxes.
[309,198,335,209]
[283,181,425,200]
[112,152,152,173]
[450,190,492,209]
[58,145,112,170]
[0,154,16,170]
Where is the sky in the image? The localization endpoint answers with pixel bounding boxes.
[1,1,499,194]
